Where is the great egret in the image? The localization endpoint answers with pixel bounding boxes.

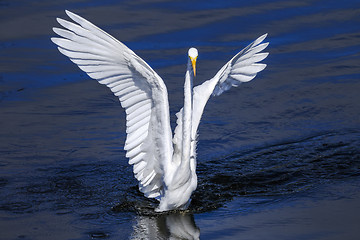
[51,10,269,212]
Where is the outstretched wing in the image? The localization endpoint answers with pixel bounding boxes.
[191,34,269,139]
[51,10,173,199]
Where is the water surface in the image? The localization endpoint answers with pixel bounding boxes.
[0,0,359,239]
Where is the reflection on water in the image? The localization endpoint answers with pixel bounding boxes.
[131,213,200,240]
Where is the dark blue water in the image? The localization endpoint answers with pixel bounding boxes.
[1,0,360,239]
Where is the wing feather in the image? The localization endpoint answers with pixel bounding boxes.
[233,52,268,67]
[129,152,146,165]
[112,83,137,96]
[124,128,148,150]
[231,63,267,75]
[52,10,174,199]
[127,115,151,133]
[126,127,149,147]
[127,105,151,121]
[127,109,151,126]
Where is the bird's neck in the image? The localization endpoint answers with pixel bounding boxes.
[181,60,194,163]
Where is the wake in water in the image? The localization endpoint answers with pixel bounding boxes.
[112,130,360,215]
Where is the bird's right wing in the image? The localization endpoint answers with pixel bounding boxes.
[51,10,174,199]
[191,34,269,139]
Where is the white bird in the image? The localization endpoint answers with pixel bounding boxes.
[51,10,269,212]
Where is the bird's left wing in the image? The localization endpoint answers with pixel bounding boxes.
[51,10,173,199]
[191,34,269,139]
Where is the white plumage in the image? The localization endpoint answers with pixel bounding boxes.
[51,10,269,212]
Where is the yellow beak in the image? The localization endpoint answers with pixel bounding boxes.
[190,56,197,77]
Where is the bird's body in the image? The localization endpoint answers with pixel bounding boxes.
[52,10,269,212]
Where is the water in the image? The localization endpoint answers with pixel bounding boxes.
[1,0,360,239]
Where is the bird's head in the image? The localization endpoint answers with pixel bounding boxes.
[188,48,198,77]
